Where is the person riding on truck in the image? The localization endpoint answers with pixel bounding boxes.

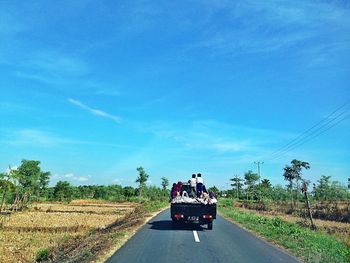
[196,173,205,197]
[190,174,197,197]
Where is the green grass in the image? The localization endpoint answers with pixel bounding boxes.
[35,248,50,262]
[218,199,350,263]
[142,199,169,213]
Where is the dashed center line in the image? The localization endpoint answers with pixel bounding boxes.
[193,230,200,242]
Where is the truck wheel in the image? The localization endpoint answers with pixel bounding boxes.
[208,221,213,230]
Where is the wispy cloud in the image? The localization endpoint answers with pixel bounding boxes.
[68,98,121,123]
[6,129,75,146]
[1,129,134,149]
[95,88,121,97]
[144,119,295,161]
[185,0,350,61]
[63,173,90,182]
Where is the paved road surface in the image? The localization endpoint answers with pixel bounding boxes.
[106,208,300,263]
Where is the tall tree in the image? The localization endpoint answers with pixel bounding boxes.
[15,160,42,207]
[53,181,73,201]
[244,170,259,200]
[230,175,243,199]
[301,180,316,230]
[313,175,331,201]
[161,177,169,191]
[283,165,295,207]
[261,179,272,188]
[136,167,149,197]
[291,159,310,201]
[39,171,50,196]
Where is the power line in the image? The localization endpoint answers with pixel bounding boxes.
[267,99,350,159]
[269,107,350,160]
[265,99,350,161]
[270,113,350,160]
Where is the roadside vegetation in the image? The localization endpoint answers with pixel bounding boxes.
[216,158,350,263]
[219,199,350,263]
[218,159,350,226]
[0,160,169,263]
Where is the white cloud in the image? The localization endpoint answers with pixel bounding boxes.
[95,88,121,96]
[4,166,18,175]
[63,173,90,182]
[68,98,121,123]
[7,129,73,146]
[1,128,136,149]
[145,119,295,157]
[22,51,89,77]
[212,142,249,152]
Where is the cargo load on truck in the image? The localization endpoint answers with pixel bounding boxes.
[170,173,217,230]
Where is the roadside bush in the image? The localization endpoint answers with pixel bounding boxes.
[36,248,49,262]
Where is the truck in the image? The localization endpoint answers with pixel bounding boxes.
[170,182,217,230]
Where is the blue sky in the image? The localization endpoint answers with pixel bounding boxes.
[1,0,349,189]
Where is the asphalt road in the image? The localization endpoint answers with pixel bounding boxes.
[106,208,300,263]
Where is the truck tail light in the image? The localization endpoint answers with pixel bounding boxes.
[203,214,213,219]
[174,214,184,219]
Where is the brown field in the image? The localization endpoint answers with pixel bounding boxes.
[0,200,138,263]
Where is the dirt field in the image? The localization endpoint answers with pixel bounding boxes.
[0,200,138,263]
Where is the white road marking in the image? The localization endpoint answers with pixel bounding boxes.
[193,230,200,242]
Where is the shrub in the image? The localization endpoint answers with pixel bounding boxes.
[36,248,50,262]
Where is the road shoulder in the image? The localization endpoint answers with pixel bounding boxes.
[96,206,169,263]
[218,211,302,263]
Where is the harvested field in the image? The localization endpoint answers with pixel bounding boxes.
[0,200,136,263]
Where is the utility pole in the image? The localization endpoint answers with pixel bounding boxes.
[254,161,264,184]
[254,161,264,201]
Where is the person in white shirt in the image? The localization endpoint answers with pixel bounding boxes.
[190,174,196,197]
[196,173,205,197]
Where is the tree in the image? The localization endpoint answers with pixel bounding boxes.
[53,181,73,201]
[244,170,259,200]
[230,175,243,199]
[261,179,272,188]
[301,180,316,230]
[0,171,16,212]
[313,175,331,201]
[291,159,310,201]
[329,181,349,200]
[17,160,41,189]
[260,179,272,199]
[123,186,136,198]
[271,185,289,201]
[208,186,219,195]
[283,165,295,206]
[14,160,42,208]
[161,177,169,191]
[38,171,51,198]
[136,167,149,197]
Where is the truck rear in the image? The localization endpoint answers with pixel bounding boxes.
[170,182,217,229]
[171,202,216,229]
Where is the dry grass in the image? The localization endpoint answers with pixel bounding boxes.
[0,200,135,263]
[235,205,350,247]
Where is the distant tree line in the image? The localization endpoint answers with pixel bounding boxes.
[226,159,350,202]
[0,161,169,212]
